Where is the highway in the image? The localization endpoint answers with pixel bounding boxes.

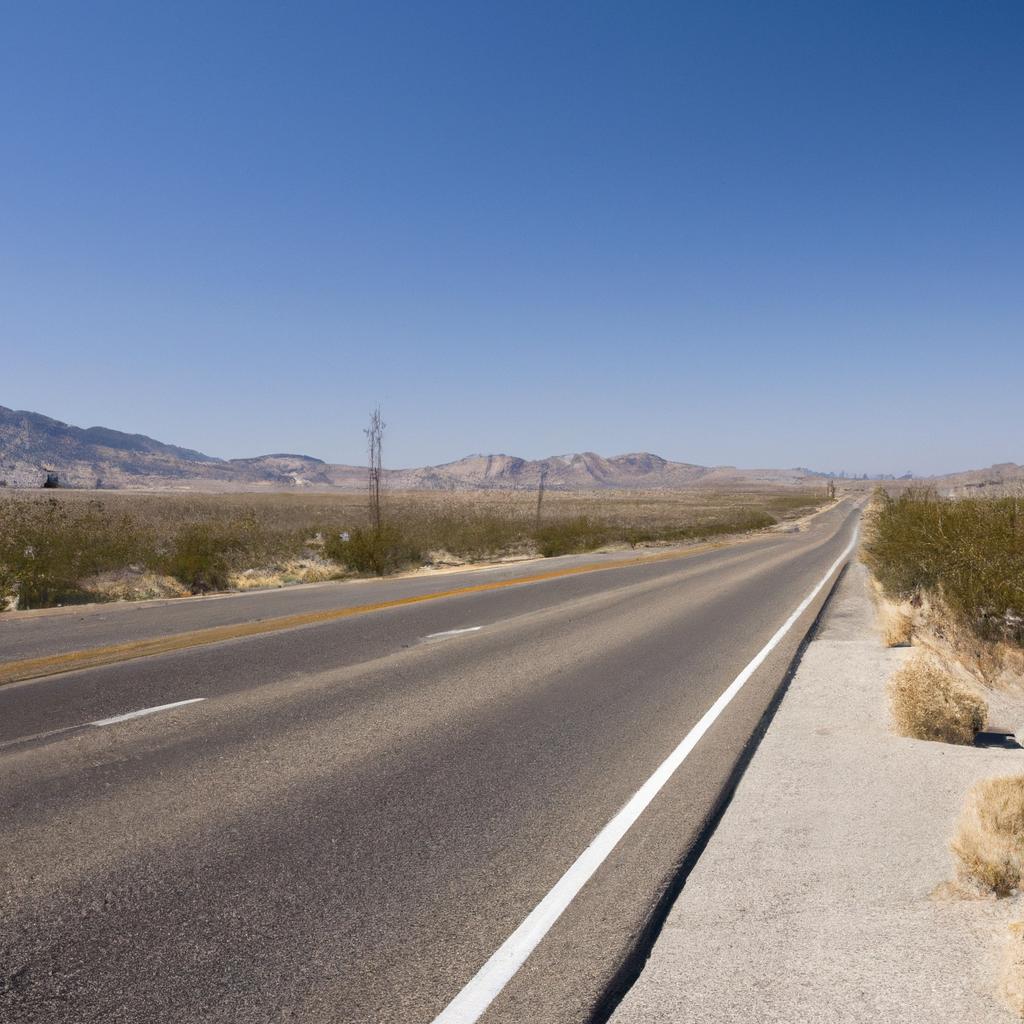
[0,500,858,1024]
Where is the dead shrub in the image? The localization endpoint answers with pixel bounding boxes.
[952,775,1024,896]
[888,655,987,744]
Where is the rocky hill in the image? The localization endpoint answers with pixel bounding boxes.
[0,406,237,489]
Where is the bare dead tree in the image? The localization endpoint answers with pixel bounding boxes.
[365,405,385,532]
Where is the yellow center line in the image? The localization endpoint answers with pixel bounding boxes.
[0,536,749,687]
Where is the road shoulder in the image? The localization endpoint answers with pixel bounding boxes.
[610,560,1024,1024]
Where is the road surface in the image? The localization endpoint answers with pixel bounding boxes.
[0,500,858,1023]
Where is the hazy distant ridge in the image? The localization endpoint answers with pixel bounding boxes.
[1,404,1019,493]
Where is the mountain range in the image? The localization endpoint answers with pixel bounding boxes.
[1,404,1020,493]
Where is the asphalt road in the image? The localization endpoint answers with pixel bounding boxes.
[0,500,859,1024]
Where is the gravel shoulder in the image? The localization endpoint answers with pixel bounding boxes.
[611,560,1024,1024]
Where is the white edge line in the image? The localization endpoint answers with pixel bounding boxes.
[424,626,483,640]
[431,525,859,1024]
[90,697,206,727]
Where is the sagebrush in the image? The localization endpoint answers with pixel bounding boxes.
[863,489,1024,646]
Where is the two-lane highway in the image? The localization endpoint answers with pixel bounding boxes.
[0,501,859,1023]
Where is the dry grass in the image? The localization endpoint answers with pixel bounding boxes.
[913,591,1024,690]
[1003,921,1024,1017]
[868,576,914,646]
[229,558,341,591]
[951,774,1024,896]
[879,599,914,647]
[888,654,987,745]
[78,568,189,602]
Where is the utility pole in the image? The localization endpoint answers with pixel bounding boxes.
[535,467,548,529]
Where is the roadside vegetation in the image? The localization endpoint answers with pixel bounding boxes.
[878,601,913,647]
[864,487,1024,1015]
[864,487,1024,743]
[0,487,824,610]
[864,488,1024,647]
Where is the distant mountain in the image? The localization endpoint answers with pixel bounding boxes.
[0,402,839,492]
[929,462,1024,495]
[389,452,822,491]
[395,452,709,490]
[0,405,216,464]
[0,405,237,488]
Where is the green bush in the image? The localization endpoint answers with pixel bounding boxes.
[160,524,233,594]
[413,510,526,559]
[864,489,1024,645]
[156,512,303,593]
[684,510,776,541]
[532,516,610,557]
[623,510,775,549]
[324,524,423,576]
[0,497,143,609]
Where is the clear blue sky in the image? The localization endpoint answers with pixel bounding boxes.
[2,2,1021,475]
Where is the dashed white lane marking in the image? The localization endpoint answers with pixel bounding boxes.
[431,527,859,1024]
[0,697,208,751]
[90,697,206,727]
[423,626,483,640]
[0,722,85,751]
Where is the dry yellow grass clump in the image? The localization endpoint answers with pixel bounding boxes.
[867,575,914,646]
[880,601,914,647]
[922,593,1024,688]
[1002,921,1024,1017]
[888,654,987,745]
[78,568,190,602]
[229,559,340,591]
[952,775,1024,896]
